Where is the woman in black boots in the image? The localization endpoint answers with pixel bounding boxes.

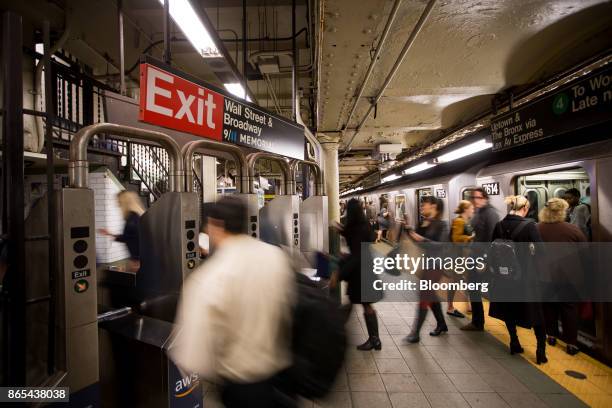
[405,196,449,343]
[489,195,548,364]
[333,198,382,351]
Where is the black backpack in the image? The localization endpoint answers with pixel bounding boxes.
[488,220,532,280]
[289,273,348,399]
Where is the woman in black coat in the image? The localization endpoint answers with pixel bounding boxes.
[333,198,380,351]
[489,195,548,364]
[405,196,449,343]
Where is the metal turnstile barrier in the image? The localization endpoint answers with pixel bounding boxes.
[247,152,301,249]
[65,123,202,408]
[290,160,329,259]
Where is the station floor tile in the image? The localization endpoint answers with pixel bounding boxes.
[200,296,609,408]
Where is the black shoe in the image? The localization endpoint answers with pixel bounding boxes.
[547,336,557,346]
[447,310,465,318]
[357,336,382,351]
[510,339,524,355]
[566,345,579,356]
[359,313,381,351]
[460,323,484,331]
[536,348,548,364]
[429,326,448,336]
[405,308,427,344]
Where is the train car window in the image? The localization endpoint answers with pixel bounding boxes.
[416,188,433,224]
[515,168,591,239]
[461,188,475,201]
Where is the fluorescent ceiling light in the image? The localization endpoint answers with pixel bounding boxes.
[341,186,363,196]
[381,174,400,183]
[403,162,436,175]
[436,138,492,163]
[224,83,252,101]
[158,0,221,58]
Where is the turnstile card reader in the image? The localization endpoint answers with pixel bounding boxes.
[57,188,100,405]
[237,193,261,239]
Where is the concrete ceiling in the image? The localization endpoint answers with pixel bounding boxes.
[316,0,612,188]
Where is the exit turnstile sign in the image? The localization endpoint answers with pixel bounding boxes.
[139,56,305,160]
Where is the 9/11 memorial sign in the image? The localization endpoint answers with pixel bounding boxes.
[139,57,304,160]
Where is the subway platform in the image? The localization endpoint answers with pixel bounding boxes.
[202,300,610,408]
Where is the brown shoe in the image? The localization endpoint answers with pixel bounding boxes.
[460,323,484,331]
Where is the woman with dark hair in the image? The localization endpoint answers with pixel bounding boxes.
[405,196,449,343]
[331,198,381,350]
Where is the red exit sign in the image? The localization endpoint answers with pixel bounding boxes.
[139,63,224,140]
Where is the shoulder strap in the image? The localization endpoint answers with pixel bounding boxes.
[510,220,531,241]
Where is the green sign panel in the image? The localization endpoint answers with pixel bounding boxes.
[491,63,612,152]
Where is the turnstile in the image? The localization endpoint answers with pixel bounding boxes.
[291,160,329,258]
[67,123,201,408]
[247,152,302,249]
[24,188,99,405]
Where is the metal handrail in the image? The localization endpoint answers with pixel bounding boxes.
[289,159,326,196]
[68,123,184,191]
[181,139,249,193]
[246,152,293,195]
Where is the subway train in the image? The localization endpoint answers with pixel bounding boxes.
[343,137,612,364]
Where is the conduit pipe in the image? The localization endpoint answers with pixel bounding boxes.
[290,159,325,196]
[181,139,249,193]
[34,24,71,152]
[68,123,184,191]
[342,0,436,156]
[246,152,293,195]
[342,0,402,131]
[296,93,322,168]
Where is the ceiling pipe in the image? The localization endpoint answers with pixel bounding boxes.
[342,0,403,132]
[292,0,298,120]
[295,92,323,168]
[220,27,307,43]
[118,0,126,94]
[341,0,437,157]
[263,73,283,114]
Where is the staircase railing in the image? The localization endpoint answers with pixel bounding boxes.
[129,142,170,201]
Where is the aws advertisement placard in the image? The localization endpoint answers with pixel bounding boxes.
[139,57,304,160]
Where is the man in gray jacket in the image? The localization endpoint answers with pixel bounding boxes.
[461,187,499,331]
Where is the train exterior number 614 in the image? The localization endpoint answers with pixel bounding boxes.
[482,182,500,196]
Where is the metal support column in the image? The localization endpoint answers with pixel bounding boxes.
[43,20,58,376]
[1,11,26,385]
[163,0,171,64]
[320,134,340,254]
[118,0,126,95]
[292,0,297,120]
[242,0,248,97]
